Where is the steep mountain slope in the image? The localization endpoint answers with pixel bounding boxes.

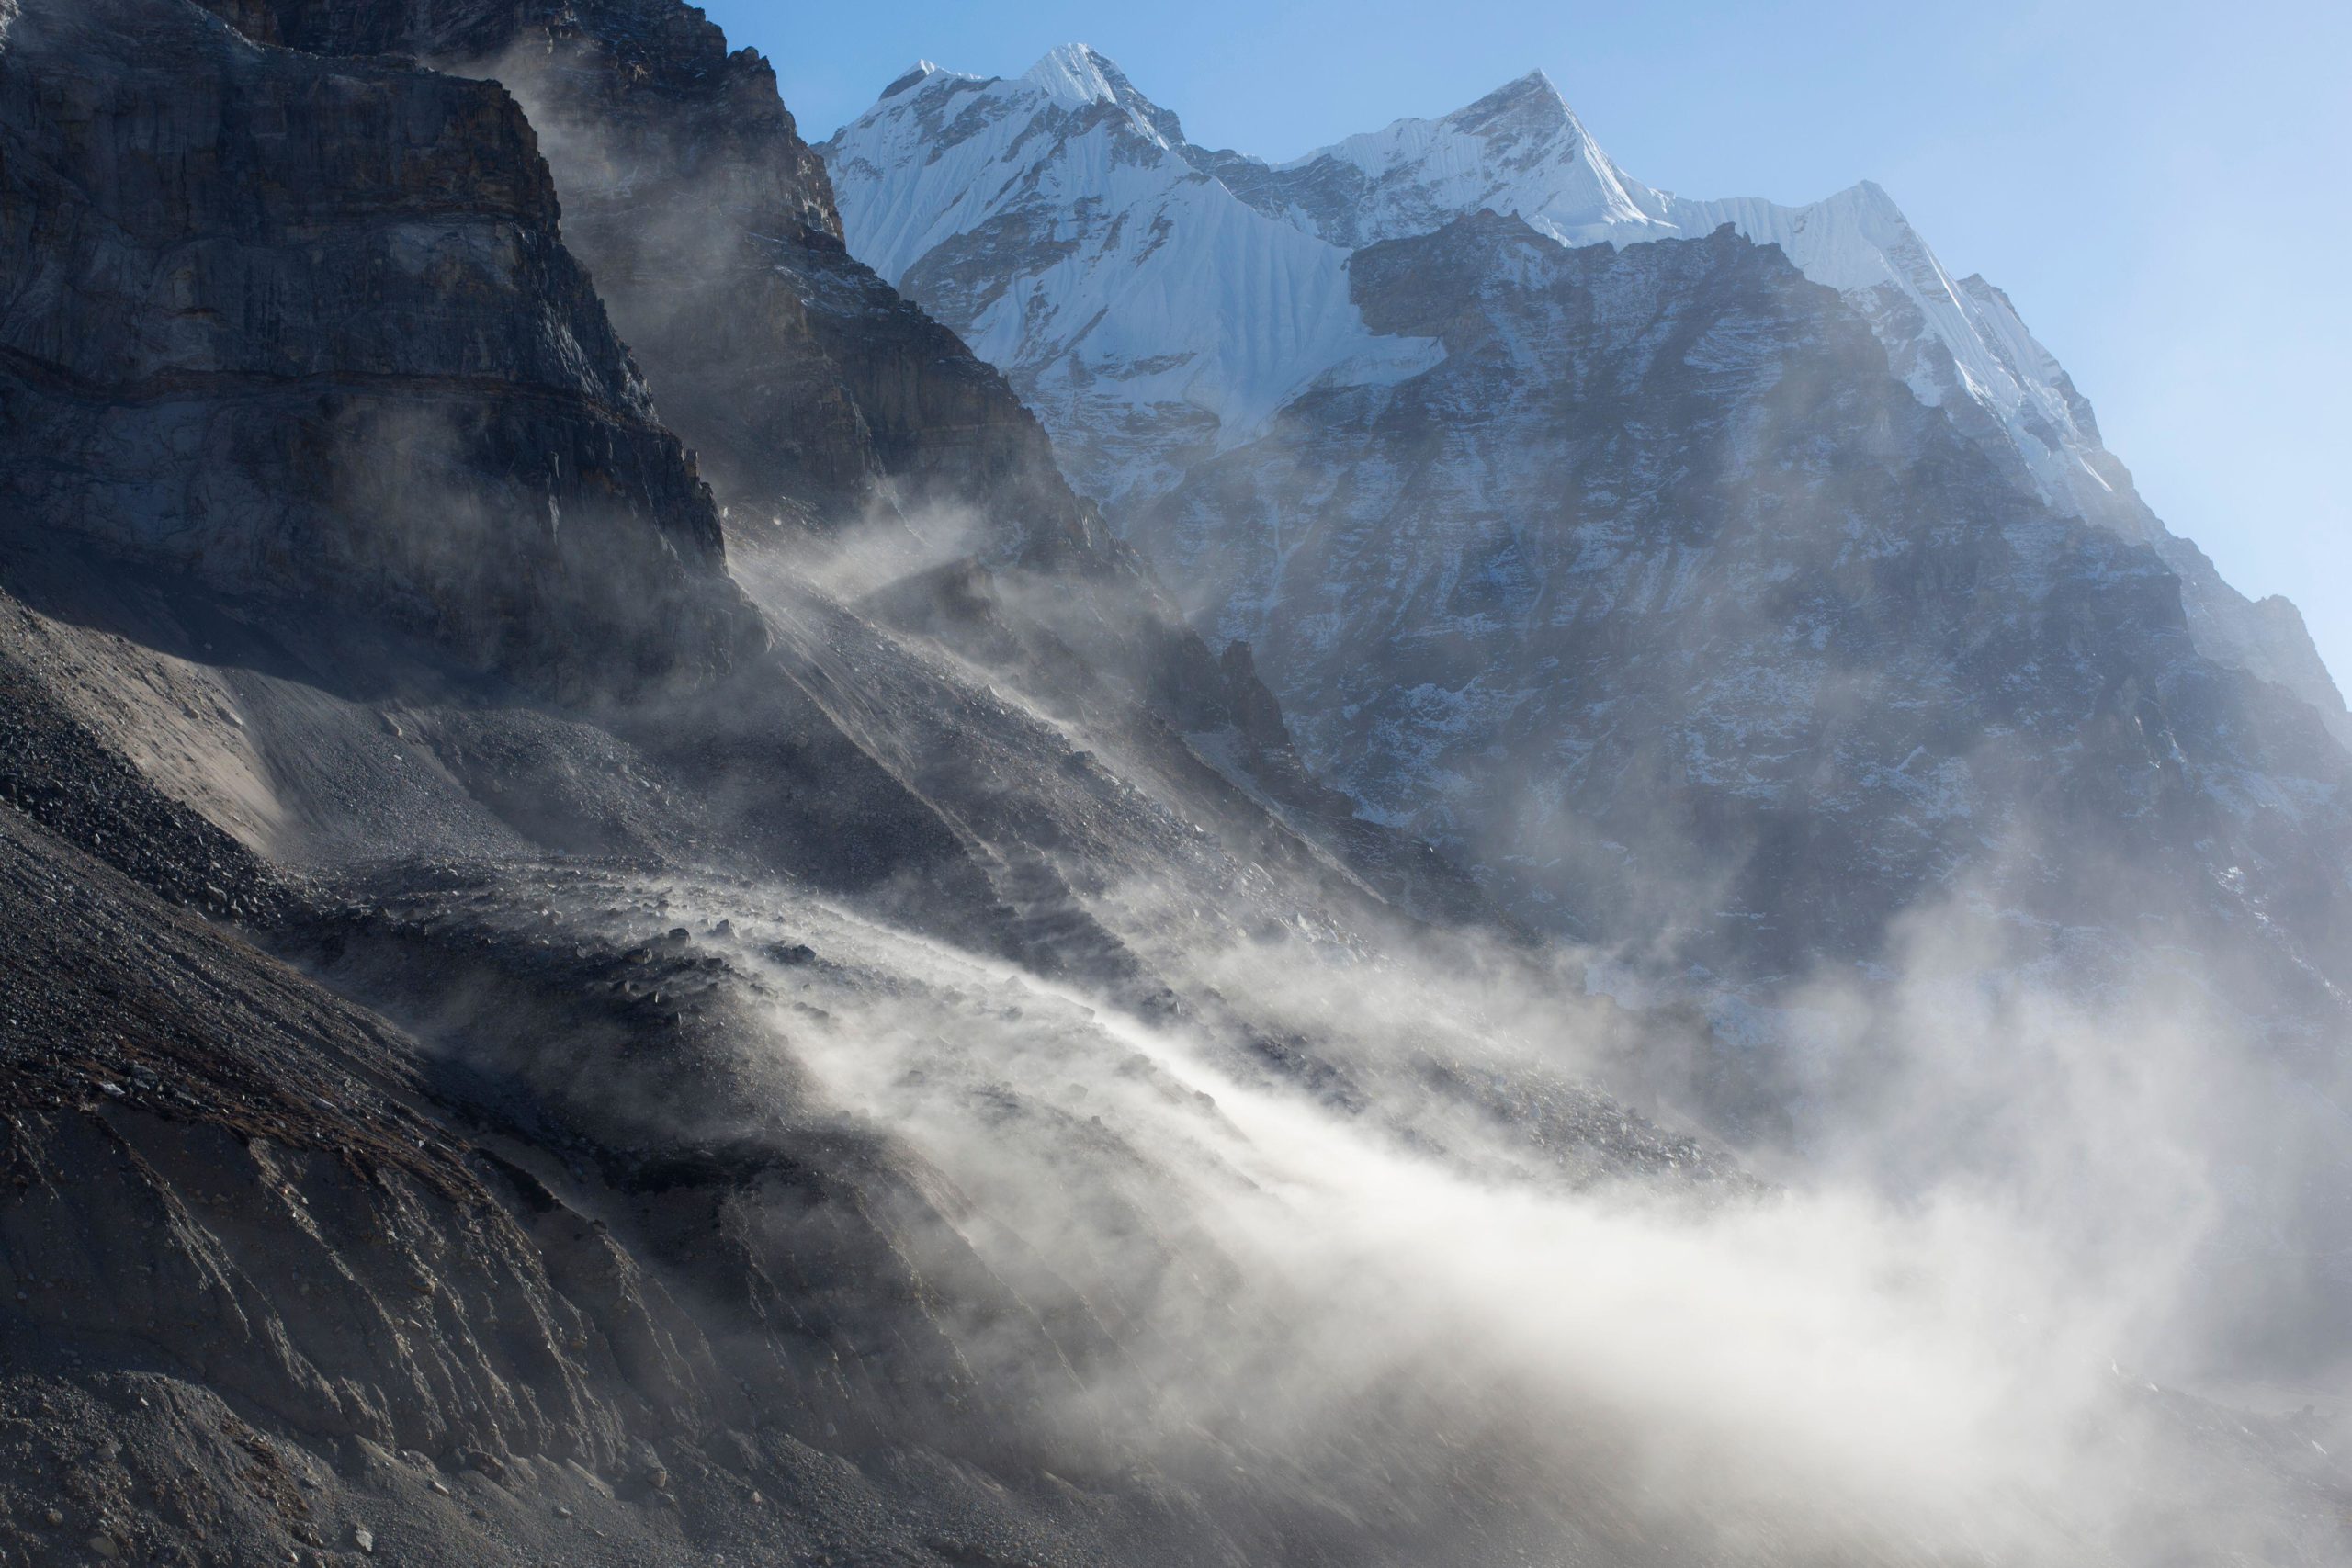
[825,47,2352,979]
[196,0,1103,563]
[6,0,2351,1560]
[825,51,2347,736]
[1138,214,2352,998]
[178,0,1485,923]
[0,1,1745,1562]
[0,675,1633,1568]
[1243,82,2348,734]
[828,49,2352,1358]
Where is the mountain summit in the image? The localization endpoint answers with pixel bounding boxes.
[1023,41,1162,119]
[826,53,2346,736]
[820,49,1443,506]
[1226,65,1676,251]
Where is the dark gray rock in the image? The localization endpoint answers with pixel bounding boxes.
[0,0,766,702]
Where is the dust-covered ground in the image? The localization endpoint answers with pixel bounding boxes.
[0,519,2347,1565]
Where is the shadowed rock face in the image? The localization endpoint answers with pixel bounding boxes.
[0,6,1578,1559]
[153,0,1481,923]
[0,0,764,700]
[187,0,1121,566]
[466,13,1116,565]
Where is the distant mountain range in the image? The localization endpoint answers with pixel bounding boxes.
[825,45,2346,743]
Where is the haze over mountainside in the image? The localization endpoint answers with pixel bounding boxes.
[3,0,2350,1562]
[824,50,2352,1032]
[829,44,2352,1369]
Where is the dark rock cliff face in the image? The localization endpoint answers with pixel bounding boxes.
[195,0,1117,563]
[155,0,1467,919]
[0,4,1614,1561]
[470,9,1089,549]
[0,0,763,701]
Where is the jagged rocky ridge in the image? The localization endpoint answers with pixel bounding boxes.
[4,2,2351,1563]
[0,0,1792,1563]
[825,52,2347,742]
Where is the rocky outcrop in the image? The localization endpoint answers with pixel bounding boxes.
[189,0,1119,565]
[0,0,764,701]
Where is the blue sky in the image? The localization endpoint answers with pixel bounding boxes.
[701,0,2352,683]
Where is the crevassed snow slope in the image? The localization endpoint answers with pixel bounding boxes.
[820,48,1442,506]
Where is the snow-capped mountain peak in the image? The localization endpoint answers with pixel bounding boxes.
[1023,42,1129,110]
[820,53,2346,734]
[877,59,943,98]
[1012,43,1189,150]
[1023,42,1116,106]
[1473,66,1566,107]
[1218,94,2134,536]
[1242,68,1678,251]
[820,48,1442,507]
